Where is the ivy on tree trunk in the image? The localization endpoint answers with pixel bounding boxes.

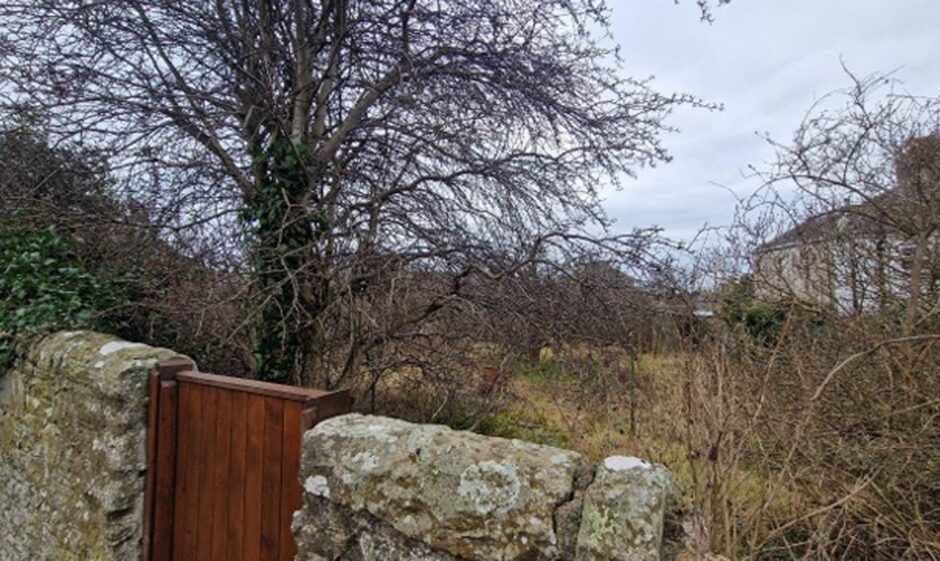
[246,137,325,383]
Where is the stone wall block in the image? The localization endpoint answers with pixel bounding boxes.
[0,331,181,561]
[575,456,673,561]
[299,414,584,561]
[297,414,675,561]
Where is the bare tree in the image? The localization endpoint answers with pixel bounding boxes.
[689,0,732,22]
[690,73,940,559]
[0,1,709,385]
[748,72,940,326]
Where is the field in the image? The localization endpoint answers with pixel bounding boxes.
[462,335,939,561]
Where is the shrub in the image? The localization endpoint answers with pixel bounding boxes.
[0,226,122,369]
[720,276,788,346]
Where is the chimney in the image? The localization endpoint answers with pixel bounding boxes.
[896,135,940,198]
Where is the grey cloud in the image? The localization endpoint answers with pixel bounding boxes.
[603,0,940,241]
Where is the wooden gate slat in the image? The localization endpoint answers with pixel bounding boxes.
[226,391,248,561]
[152,378,179,561]
[243,393,266,560]
[173,382,200,560]
[210,388,234,560]
[143,358,193,561]
[279,401,303,561]
[195,386,220,560]
[260,397,284,560]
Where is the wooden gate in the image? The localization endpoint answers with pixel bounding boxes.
[142,358,352,561]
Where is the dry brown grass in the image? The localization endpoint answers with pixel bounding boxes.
[476,323,940,560]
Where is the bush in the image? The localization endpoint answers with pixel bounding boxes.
[0,226,123,369]
[0,115,254,376]
[720,277,788,346]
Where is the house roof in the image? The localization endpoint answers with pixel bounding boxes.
[756,205,881,253]
[757,134,940,254]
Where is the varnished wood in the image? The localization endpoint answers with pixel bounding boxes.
[302,391,354,431]
[243,393,265,560]
[144,357,193,561]
[210,389,233,560]
[279,401,303,561]
[260,397,284,560]
[152,379,179,561]
[195,386,219,560]
[172,382,200,561]
[145,359,351,561]
[176,370,337,402]
[226,391,248,561]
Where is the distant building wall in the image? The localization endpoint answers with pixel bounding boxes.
[754,242,837,305]
[754,135,940,313]
[754,233,915,313]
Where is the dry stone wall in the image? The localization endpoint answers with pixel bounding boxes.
[0,331,679,561]
[0,331,179,561]
[294,414,675,561]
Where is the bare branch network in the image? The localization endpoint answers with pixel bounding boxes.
[0,1,708,385]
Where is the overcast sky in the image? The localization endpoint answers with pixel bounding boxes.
[602,0,940,242]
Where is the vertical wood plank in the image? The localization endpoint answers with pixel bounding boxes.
[173,382,199,561]
[243,393,266,560]
[260,397,284,561]
[210,388,234,560]
[152,379,179,561]
[279,401,303,561]
[142,369,161,561]
[226,391,248,561]
[195,386,220,560]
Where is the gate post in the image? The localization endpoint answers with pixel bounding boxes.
[143,357,196,561]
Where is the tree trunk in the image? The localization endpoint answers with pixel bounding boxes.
[248,137,325,384]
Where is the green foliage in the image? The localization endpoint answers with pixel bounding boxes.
[477,407,574,449]
[719,276,788,346]
[0,226,119,370]
[741,304,787,346]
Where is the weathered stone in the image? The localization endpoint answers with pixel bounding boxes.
[297,414,585,561]
[0,331,181,561]
[554,462,596,560]
[294,495,463,561]
[575,456,673,561]
[1,330,677,561]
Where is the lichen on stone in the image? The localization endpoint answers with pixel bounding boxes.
[0,331,181,561]
[298,414,585,560]
[574,456,673,561]
[296,414,674,561]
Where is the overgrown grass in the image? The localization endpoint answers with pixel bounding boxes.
[471,347,825,560]
[368,324,939,560]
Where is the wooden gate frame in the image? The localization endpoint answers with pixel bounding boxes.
[142,358,351,561]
